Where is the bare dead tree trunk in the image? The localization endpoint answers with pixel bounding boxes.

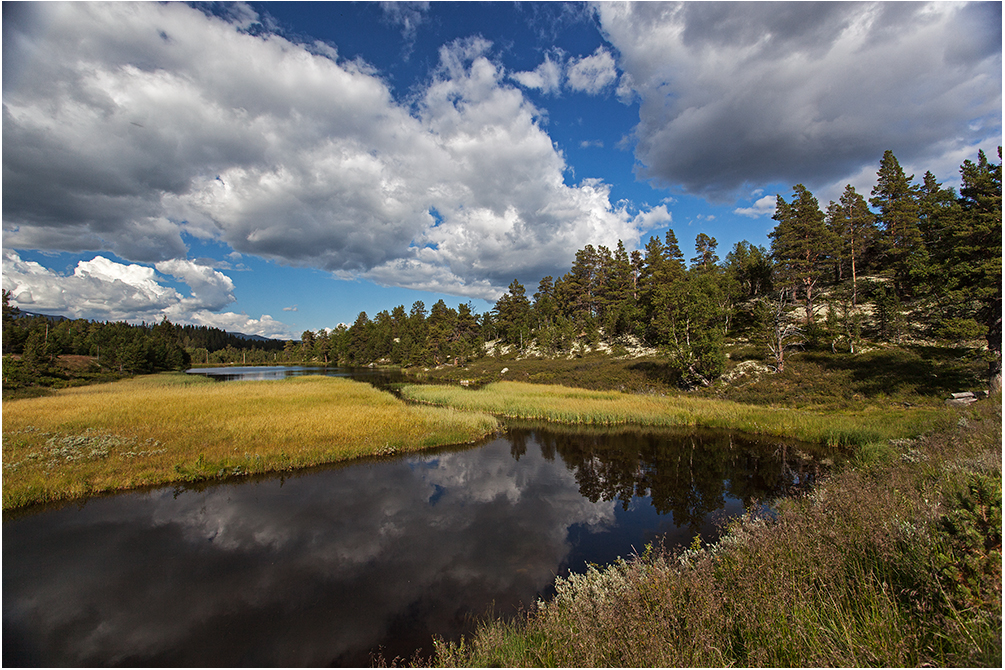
[764,289,804,373]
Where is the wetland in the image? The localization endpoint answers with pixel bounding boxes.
[3,365,996,667]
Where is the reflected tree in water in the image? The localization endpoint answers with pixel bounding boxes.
[518,427,827,533]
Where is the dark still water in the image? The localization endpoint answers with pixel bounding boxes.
[3,424,830,666]
[186,365,407,389]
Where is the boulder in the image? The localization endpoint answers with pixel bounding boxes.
[945,391,977,406]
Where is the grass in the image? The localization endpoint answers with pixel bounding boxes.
[398,380,954,450]
[412,343,988,412]
[427,394,1002,667]
[701,344,989,410]
[2,373,498,510]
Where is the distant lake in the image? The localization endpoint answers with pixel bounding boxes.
[186,365,407,389]
[3,420,831,666]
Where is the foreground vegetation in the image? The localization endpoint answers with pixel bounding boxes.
[1,374,497,510]
[427,395,1001,667]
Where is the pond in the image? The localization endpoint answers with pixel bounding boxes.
[185,365,408,390]
[3,368,834,666]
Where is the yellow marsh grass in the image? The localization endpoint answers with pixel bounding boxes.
[2,374,497,509]
[399,381,951,447]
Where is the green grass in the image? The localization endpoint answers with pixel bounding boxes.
[399,380,954,450]
[2,373,498,509]
[427,395,1002,667]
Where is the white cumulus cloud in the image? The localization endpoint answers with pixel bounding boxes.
[2,251,291,338]
[632,204,673,232]
[733,195,778,219]
[511,49,565,95]
[2,3,663,308]
[565,47,618,95]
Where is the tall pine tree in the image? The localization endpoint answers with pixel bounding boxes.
[770,184,835,326]
[826,184,877,305]
[493,280,532,348]
[600,240,637,335]
[870,150,925,294]
[933,149,1002,390]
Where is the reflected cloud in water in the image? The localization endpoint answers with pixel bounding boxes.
[3,424,830,666]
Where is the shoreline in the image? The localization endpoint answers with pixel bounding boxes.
[429,393,1002,667]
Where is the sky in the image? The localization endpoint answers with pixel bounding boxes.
[2,1,1001,339]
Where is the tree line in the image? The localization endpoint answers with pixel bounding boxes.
[2,297,287,377]
[299,148,999,387]
[3,148,1000,390]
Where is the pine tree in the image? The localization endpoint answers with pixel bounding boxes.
[451,302,482,363]
[662,229,686,271]
[826,185,877,305]
[933,149,1002,390]
[493,279,532,348]
[532,276,558,328]
[870,150,925,294]
[407,301,430,365]
[426,300,457,365]
[371,310,393,361]
[769,184,835,326]
[918,170,958,252]
[629,249,644,300]
[599,240,636,335]
[636,234,667,326]
[21,326,57,371]
[724,241,773,299]
[638,231,686,341]
[348,312,372,365]
[690,232,719,271]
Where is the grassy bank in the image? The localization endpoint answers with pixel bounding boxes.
[429,395,1002,667]
[2,373,497,510]
[409,343,987,411]
[399,380,953,449]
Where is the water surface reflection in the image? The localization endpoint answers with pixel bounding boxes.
[3,424,830,666]
[185,365,406,389]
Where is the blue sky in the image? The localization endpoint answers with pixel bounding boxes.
[3,2,1001,338]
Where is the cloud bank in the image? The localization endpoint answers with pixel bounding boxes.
[3,2,650,312]
[597,1,1001,201]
